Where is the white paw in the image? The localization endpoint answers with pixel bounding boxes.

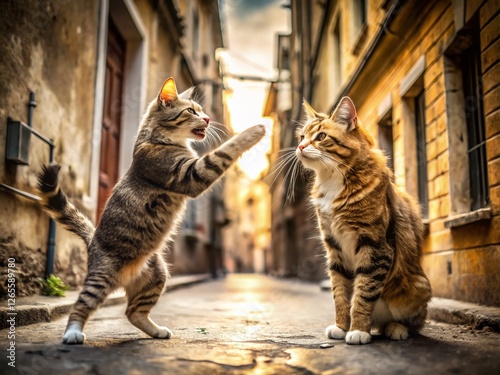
[325,324,346,339]
[63,323,86,345]
[154,326,173,339]
[384,322,409,341]
[242,124,266,141]
[346,330,371,345]
[249,124,266,137]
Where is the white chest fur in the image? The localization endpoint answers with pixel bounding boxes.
[311,175,344,213]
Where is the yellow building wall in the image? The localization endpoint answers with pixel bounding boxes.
[311,0,500,305]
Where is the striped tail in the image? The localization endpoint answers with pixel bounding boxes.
[37,164,95,247]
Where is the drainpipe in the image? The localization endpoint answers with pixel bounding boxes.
[26,92,57,277]
[45,141,56,278]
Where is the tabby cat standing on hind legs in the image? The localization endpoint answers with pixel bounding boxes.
[37,77,265,345]
[295,97,432,345]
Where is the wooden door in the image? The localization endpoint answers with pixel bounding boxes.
[97,19,126,221]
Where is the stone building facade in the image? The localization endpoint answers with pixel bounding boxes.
[0,0,224,297]
[267,0,500,305]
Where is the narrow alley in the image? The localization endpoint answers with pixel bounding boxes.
[1,274,499,375]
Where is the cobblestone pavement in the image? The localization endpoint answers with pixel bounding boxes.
[1,274,499,374]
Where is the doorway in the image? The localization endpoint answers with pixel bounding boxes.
[97,18,125,221]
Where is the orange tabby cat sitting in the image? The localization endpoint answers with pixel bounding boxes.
[296,97,432,345]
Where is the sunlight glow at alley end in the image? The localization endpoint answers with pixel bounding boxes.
[224,79,273,180]
[220,0,289,180]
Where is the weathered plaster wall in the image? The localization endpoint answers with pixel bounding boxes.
[0,0,100,296]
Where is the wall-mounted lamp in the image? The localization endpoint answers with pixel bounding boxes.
[5,91,37,165]
[6,119,32,165]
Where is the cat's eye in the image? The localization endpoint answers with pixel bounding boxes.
[300,135,305,141]
[316,132,326,141]
[186,108,197,115]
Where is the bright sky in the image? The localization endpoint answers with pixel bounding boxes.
[220,0,290,180]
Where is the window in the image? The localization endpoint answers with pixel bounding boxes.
[415,90,429,218]
[277,34,291,71]
[192,9,199,60]
[378,111,394,173]
[351,0,367,53]
[442,15,491,227]
[462,36,489,211]
[352,0,367,34]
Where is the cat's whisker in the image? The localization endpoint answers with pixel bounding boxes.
[321,152,354,174]
[268,152,295,176]
[318,154,345,181]
[273,147,297,162]
[287,157,303,202]
[269,147,295,186]
[207,127,224,147]
[273,156,296,192]
[285,159,298,202]
[268,153,297,189]
[282,158,297,201]
[210,124,230,139]
[271,155,295,171]
[209,120,230,133]
[306,235,323,241]
[267,149,296,175]
[203,130,218,150]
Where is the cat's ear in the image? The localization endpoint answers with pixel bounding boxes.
[331,96,357,131]
[179,86,196,100]
[158,77,178,105]
[303,99,319,119]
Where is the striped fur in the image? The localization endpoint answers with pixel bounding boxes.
[296,97,432,345]
[38,164,95,247]
[37,77,265,344]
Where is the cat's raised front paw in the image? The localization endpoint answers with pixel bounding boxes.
[325,324,346,339]
[345,330,371,345]
[384,322,409,341]
[154,326,173,339]
[243,124,266,139]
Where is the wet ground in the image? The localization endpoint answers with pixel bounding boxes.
[1,274,499,374]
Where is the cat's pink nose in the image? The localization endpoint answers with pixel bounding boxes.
[203,117,210,124]
[298,139,310,151]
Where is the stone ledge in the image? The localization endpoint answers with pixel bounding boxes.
[0,274,210,329]
[428,297,500,332]
[444,207,492,228]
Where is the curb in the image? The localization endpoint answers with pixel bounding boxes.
[427,297,500,332]
[320,280,500,333]
[0,274,211,329]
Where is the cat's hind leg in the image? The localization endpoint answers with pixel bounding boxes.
[381,274,430,341]
[63,270,118,344]
[380,299,427,340]
[125,253,172,339]
[384,322,409,340]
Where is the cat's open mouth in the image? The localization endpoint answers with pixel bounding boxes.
[192,127,207,139]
